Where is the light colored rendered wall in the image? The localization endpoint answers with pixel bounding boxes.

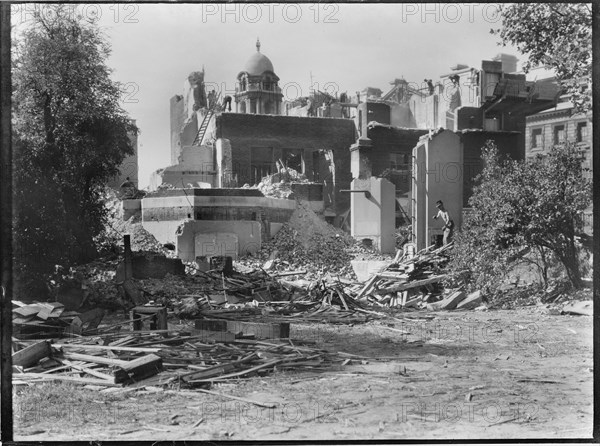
[176,220,262,262]
[412,130,462,250]
[142,220,182,245]
[350,177,396,254]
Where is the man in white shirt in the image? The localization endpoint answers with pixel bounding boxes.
[433,200,454,245]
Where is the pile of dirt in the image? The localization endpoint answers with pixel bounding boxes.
[239,201,358,278]
[97,188,168,254]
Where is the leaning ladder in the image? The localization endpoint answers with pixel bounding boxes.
[192,92,221,146]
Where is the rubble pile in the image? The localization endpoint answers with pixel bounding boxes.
[98,188,168,255]
[345,244,457,310]
[253,165,309,199]
[239,201,357,279]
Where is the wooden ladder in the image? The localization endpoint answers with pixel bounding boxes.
[192,92,221,146]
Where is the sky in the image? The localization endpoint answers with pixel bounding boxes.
[12,3,523,188]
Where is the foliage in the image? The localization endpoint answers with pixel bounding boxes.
[492,3,592,113]
[12,6,137,297]
[448,141,592,293]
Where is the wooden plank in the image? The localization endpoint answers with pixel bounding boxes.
[356,274,380,298]
[18,373,122,387]
[57,359,116,382]
[52,343,162,354]
[181,353,259,381]
[12,341,51,368]
[58,351,129,367]
[382,275,447,293]
[187,358,283,383]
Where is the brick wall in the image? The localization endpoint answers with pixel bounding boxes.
[216,113,356,214]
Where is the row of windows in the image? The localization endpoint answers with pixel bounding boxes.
[530,121,588,149]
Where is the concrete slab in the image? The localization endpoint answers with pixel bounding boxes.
[351,260,390,283]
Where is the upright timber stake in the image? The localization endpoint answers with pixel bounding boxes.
[124,234,133,279]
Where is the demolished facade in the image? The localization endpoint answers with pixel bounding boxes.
[126,46,563,259]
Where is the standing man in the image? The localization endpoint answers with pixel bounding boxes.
[433,200,454,245]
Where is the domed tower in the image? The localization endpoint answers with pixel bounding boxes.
[235,39,283,115]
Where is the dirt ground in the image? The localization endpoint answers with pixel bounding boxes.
[13,307,593,441]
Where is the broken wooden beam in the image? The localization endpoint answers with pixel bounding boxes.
[12,340,52,368]
[114,354,163,384]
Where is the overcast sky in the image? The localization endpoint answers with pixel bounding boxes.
[13,3,523,188]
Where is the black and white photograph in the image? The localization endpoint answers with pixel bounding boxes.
[1,2,595,442]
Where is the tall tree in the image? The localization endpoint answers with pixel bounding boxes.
[492,3,592,112]
[449,141,592,292]
[12,5,137,296]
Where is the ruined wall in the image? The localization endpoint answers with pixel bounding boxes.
[216,113,356,215]
[141,189,297,244]
[365,126,429,197]
[170,95,186,165]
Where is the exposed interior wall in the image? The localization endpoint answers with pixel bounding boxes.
[215,138,234,187]
[170,95,185,165]
[389,102,416,128]
[153,144,216,190]
[412,131,463,251]
[350,177,396,254]
[216,113,356,216]
[364,126,429,199]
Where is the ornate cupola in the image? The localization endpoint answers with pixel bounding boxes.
[235,39,283,115]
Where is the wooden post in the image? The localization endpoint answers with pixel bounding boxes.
[1,3,14,441]
[124,234,133,279]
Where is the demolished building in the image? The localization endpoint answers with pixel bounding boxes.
[128,48,562,260]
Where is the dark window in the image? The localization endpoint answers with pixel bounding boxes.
[576,121,588,143]
[553,124,565,145]
[531,128,543,149]
[282,148,304,173]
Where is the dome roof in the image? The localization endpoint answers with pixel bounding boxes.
[244,52,275,75]
[241,39,275,76]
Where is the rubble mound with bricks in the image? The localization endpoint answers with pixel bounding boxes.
[253,167,310,199]
[255,201,358,277]
[99,187,169,255]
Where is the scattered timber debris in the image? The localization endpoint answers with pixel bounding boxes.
[345,244,455,310]
[11,326,357,390]
[12,301,106,339]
